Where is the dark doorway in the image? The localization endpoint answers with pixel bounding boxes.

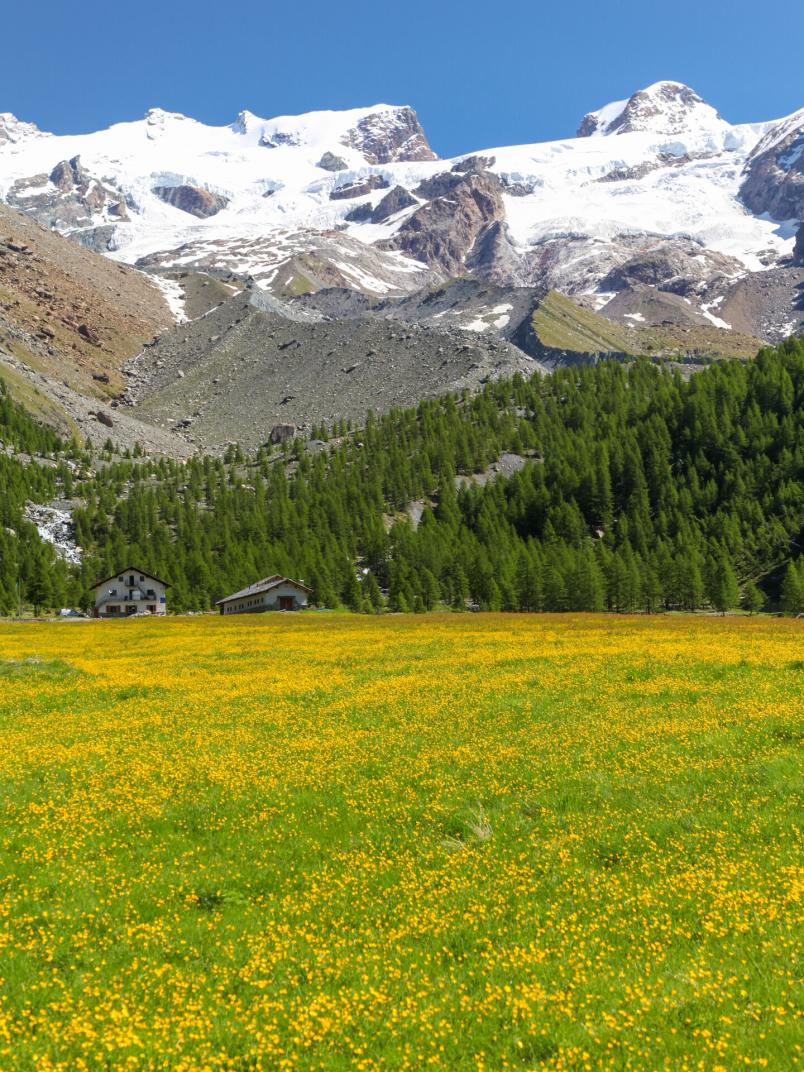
[279,596,294,611]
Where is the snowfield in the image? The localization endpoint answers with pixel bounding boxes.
[0,82,800,290]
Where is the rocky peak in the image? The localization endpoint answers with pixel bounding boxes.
[577,81,724,138]
[0,113,48,145]
[740,109,804,221]
[231,110,260,136]
[343,106,437,164]
[144,108,190,140]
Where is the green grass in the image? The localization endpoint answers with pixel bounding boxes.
[530,290,763,360]
[531,290,637,355]
[0,614,800,1071]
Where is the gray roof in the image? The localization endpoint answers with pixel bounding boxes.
[215,575,312,605]
[92,566,170,589]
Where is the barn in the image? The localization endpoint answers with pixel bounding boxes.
[216,576,311,615]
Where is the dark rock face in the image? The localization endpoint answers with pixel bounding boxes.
[70,225,119,253]
[414,171,466,200]
[152,185,229,218]
[793,223,804,266]
[371,185,417,222]
[317,152,348,172]
[344,203,374,223]
[576,112,603,138]
[344,186,418,225]
[465,220,519,281]
[50,156,90,192]
[329,175,389,201]
[740,116,804,221]
[380,169,506,275]
[343,107,437,164]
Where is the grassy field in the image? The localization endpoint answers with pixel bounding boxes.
[0,614,800,1071]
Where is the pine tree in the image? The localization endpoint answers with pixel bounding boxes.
[740,581,764,616]
[710,556,739,615]
[781,561,804,615]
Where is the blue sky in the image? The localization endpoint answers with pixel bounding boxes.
[3,0,801,156]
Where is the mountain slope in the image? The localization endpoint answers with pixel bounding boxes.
[123,286,543,451]
[0,202,187,451]
[1,83,801,349]
[3,337,801,616]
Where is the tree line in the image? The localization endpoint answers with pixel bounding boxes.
[1,337,802,616]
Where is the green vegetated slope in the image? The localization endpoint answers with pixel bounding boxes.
[0,386,75,612]
[530,290,637,355]
[529,290,764,361]
[2,335,802,617]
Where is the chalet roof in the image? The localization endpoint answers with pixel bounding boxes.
[92,566,171,590]
[215,575,312,605]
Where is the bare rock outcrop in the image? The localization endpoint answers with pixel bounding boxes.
[740,112,804,221]
[317,152,348,172]
[6,155,128,249]
[380,168,506,275]
[152,185,229,219]
[269,423,297,444]
[371,185,418,222]
[343,106,437,164]
[597,241,746,297]
[329,175,389,201]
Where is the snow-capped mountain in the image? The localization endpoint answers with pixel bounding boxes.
[576,81,729,138]
[0,82,802,341]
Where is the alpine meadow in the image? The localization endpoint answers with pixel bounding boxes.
[0,614,801,1071]
[1,33,803,1072]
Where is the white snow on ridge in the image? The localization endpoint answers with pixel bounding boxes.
[0,84,799,283]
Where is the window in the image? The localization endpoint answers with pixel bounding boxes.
[107,605,119,614]
[139,575,144,582]
[118,577,124,582]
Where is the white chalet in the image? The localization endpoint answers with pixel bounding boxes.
[92,567,169,618]
[216,575,311,615]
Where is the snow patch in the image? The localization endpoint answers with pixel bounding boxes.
[149,273,188,323]
[700,300,731,329]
